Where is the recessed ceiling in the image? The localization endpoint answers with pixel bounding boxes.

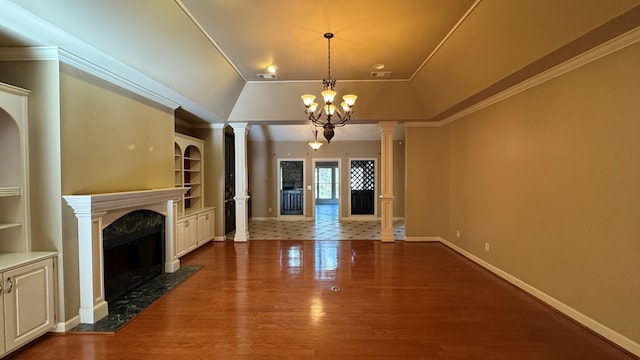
[2,0,640,142]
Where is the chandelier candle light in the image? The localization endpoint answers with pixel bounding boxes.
[301,33,357,143]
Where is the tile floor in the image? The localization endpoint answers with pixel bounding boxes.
[240,205,405,241]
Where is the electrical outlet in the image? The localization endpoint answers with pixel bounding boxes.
[484,242,490,252]
[456,230,461,239]
[268,207,272,213]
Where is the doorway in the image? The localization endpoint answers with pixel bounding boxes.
[278,159,305,218]
[314,160,340,222]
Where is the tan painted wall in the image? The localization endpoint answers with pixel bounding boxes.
[193,126,226,237]
[60,66,174,194]
[404,126,448,238]
[406,42,640,344]
[58,64,175,321]
[248,140,406,219]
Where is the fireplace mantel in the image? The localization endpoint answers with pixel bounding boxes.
[64,188,187,324]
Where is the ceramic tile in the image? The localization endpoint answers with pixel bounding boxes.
[243,205,405,241]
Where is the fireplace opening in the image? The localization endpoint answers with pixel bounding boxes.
[103,210,165,303]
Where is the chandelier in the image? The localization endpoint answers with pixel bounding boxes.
[308,129,323,151]
[301,33,357,143]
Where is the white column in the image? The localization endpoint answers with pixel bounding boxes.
[379,122,396,242]
[76,211,109,323]
[230,123,251,242]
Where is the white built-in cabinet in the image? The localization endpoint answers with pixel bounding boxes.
[0,255,55,357]
[174,133,215,258]
[0,83,56,358]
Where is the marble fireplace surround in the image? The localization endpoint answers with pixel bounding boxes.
[64,188,187,324]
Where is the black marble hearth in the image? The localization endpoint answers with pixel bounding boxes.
[70,265,202,333]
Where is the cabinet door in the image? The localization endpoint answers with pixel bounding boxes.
[185,217,198,252]
[197,210,214,246]
[4,258,55,353]
[0,273,4,356]
[176,219,187,258]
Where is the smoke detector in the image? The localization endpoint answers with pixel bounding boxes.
[257,73,277,79]
[370,71,391,78]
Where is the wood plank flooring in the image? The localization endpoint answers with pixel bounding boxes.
[11,241,637,359]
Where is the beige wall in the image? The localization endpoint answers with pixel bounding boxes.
[192,126,226,238]
[406,42,640,344]
[405,126,448,238]
[60,65,174,194]
[248,140,404,219]
[58,64,175,321]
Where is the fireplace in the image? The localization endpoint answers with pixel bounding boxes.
[64,188,187,324]
[103,210,165,303]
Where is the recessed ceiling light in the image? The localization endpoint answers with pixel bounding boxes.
[373,64,385,70]
[267,64,278,74]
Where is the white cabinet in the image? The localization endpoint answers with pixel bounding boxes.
[0,254,55,358]
[175,208,215,259]
[197,209,215,246]
[176,215,197,258]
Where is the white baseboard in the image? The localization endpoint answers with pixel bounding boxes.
[213,236,226,242]
[404,236,440,242]
[438,237,640,357]
[53,315,80,332]
[249,217,276,221]
[340,216,378,221]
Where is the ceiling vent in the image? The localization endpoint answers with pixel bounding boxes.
[370,71,391,78]
[257,73,277,79]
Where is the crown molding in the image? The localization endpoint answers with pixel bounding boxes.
[0,46,59,61]
[0,0,225,123]
[404,121,441,128]
[439,25,640,127]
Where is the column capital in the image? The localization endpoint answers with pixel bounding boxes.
[229,122,250,134]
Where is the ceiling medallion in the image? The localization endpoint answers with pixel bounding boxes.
[301,33,357,143]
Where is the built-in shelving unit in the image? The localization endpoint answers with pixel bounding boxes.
[174,133,205,216]
[173,133,215,257]
[0,82,56,357]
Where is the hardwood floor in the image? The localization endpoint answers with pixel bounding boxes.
[11,241,637,359]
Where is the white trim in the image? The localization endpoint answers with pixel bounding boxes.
[340,215,378,221]
[404,121,441,128]
[404,236,440,242]
[249,217,277,221]
[213,235,226,242]
[438,237,640,357]
[53,315,80,333]
[0,46,59,61]
[410,0,482,81]
[0,1,225,122]
[311,158,342,220]
[440,25,640,126]
[276,158,307,218]
[175,0,245,81]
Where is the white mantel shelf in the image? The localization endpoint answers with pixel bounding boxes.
[63,187,187,324]
[64,188,187,215]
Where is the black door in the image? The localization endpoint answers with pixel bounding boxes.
[350,160,375,215]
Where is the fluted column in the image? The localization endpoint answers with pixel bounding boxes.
[379,122,396,242]
[230,123,250,242]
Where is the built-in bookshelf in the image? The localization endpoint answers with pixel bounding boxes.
[174,133,204,216]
